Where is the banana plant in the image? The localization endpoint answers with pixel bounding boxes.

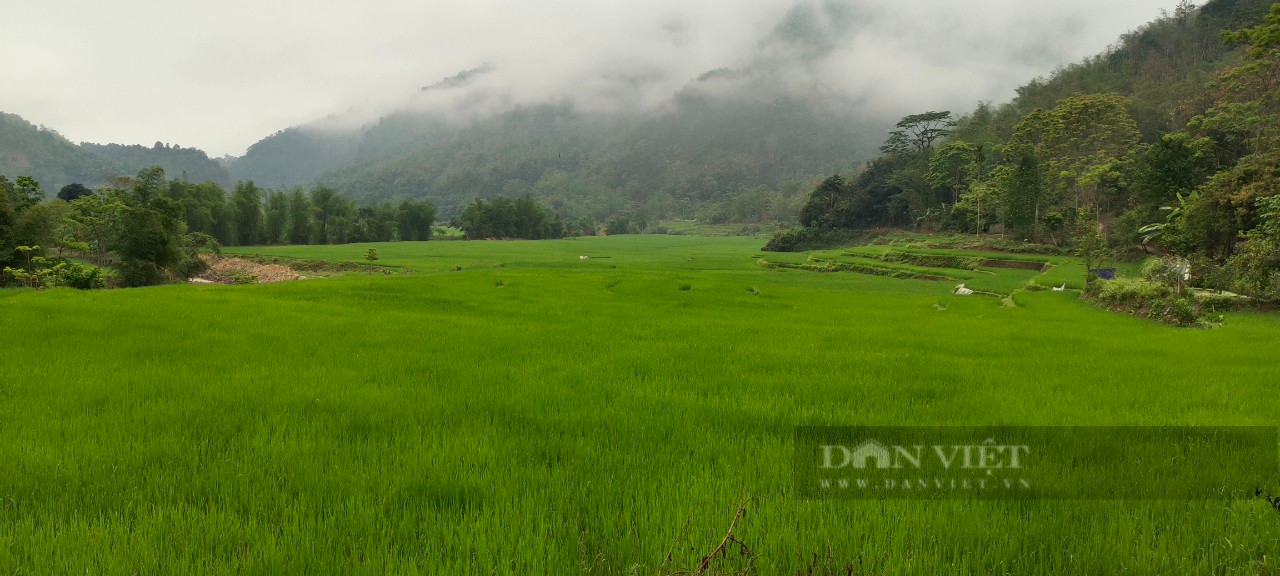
[1138,192,1187,246]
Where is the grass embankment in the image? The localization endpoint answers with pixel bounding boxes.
[762,240,1139,297]
[2,235,1279,574]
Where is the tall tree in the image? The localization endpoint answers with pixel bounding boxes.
[889,111,956,154]
[459,195,559,240]
[355,202,398,242]
[1071,209,1107,289]
[57,183,93,202]
[65,191,126,262]
[9,176,43,212]
[0,180,14,265]
[956,180,1000,235]
[1012,93,1140,212]
[113,168,193,286]
[132,167,167,205]
[286,188,312,245]
[170,181,228,239]
[12,200,69,252]
[926,141,979,204]
[397,199,436,241]
[1002,152,1042,237]
[1132,132,1215,209]
[263,191,289,245]
[799,175,848,228]
[308,186,353,244]
[231,181,264,245]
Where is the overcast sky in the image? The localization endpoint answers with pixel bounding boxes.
[0,0,1176,157]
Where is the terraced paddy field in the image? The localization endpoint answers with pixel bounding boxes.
[2,235,1279,574]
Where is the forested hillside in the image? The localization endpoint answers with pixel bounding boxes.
[227,0,907,224]
[81,142,229,187]
[0,113,119,190]
[0,112,229,193]
[230,90,876,226]
[306,94,875,224]
[782,0,1280,300]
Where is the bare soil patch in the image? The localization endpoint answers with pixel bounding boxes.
[194,254,301,284]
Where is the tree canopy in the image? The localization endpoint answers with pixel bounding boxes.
[782,0,1280,300]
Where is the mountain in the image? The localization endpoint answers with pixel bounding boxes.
[964,0,1275,142]
[0,113,120,190]
[0,112,230,195]
[227,1,903,222]
[300,91,879,222]
[80,142,230,187]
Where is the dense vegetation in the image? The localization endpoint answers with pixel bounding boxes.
[227,96,860,227]
[0,169,437,288]
[457,195,595,240]
[81,142,230,187]
[784,0,1280,303]
[0,112,229,191]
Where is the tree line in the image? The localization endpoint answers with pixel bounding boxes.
[1,167,437,288]
[457,195,597,240]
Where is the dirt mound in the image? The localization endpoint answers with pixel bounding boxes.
[195,254,301,284]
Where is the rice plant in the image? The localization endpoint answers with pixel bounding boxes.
[1,235,1277,574]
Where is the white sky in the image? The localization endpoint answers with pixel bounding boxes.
[0,0,1177,157]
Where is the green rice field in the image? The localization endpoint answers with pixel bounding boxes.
[2,235,1279,574]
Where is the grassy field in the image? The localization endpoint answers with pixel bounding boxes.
[2,235,1279,574]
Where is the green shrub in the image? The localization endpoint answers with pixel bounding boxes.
[185,232,222,256]
[1112,207,1156,246]
[1194,291,1243,313]
[762,228,870,252]
[56,262,106,290]
[1165,296,1199,325]
[1095,277,1172,303]
[118,260,168,288]
[1141,257,1190,287]
[1188,255,1231,292]
[1090,277,1204,327]
[1226,238,1280,300]
[179,254,209,279]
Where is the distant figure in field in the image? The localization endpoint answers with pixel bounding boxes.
[953,283,973,296]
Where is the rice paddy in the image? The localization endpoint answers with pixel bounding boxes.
[2,234,1279,574]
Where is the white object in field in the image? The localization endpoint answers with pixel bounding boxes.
[953,283,974,296]
[579,255,589,260]
[1052,284,1067,292]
